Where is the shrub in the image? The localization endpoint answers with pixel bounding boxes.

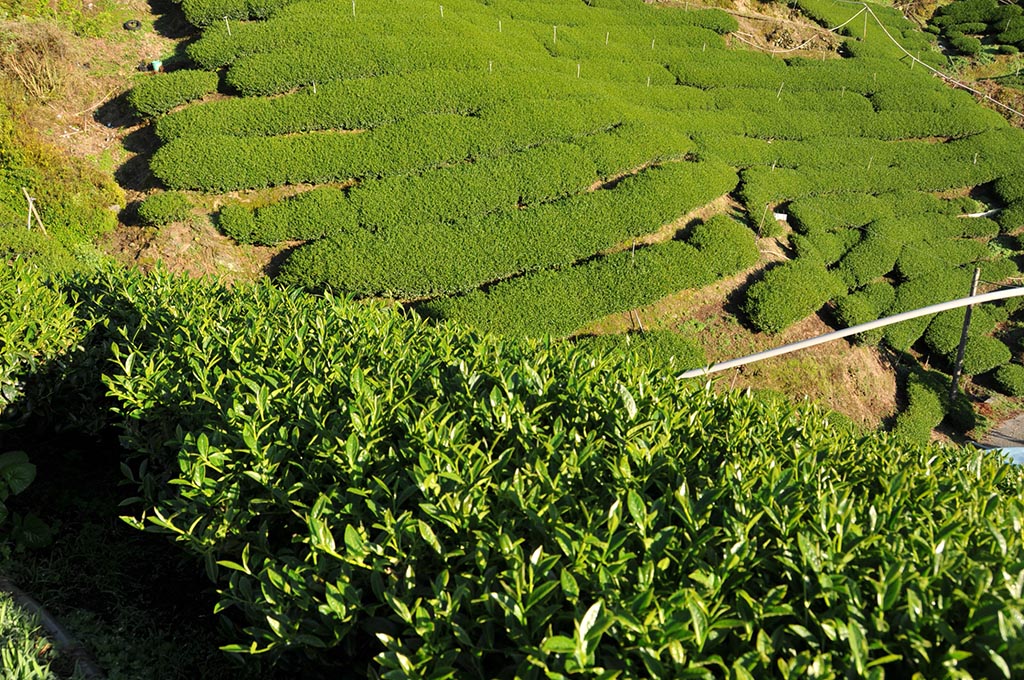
[994,363,1024,396]
[127,70,219,119]
[420,222,752,338]
[883,269,976,351]
[137,191,191,226]
[892,370,947,443]
[743,259,846,333]
[997,201,1024,233]
[961,335,1012,375]
[923,305,1000,356]
[217,203,258,244]
[834,281,896,344]
[276,161,738,297]
[93,267,1024,678]
[685,215,758,274]
[574,331,706,370]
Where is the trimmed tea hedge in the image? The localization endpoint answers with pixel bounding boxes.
[127,70,219,119]
[743,259,846,333]
[995,363,1024,396]
[422,214,757,337]
[137,191,191,226]
[834,281,896,344]
[276,161,738,297]
[892,370,947,443]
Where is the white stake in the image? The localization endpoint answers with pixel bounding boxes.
[499,19,502,32]
[776,82,784,99]
[352,0,355,16]
[553,25,557,43]
[439,5,443,18]
[605,31,609,45]
[577,63,580,77]
[651,38,655,49]
[489,60,493,72]
[647,75,651,87]
[223,15,231,35]
[312,80,316,93]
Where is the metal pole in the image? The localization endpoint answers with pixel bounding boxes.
[678,287,1024,380]
[949,267,981,400]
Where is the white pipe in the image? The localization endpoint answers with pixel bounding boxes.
[678,287,1024,380]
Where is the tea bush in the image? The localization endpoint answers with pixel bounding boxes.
[892,370,948,443]
[127,70,219,119]
[137,191,191,226]
[92,268,1024,678]
[995,363,1024,396]
[743,260,846,333]
[151,99,630,191]
[923,305,1003,356]
[573,330,705,370]
[834,281,896,344]
[423,213,757,337]
[219,188,360,245]
[276,161,737,297]
[962,335,1013,375]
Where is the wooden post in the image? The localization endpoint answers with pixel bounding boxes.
[633,310,645,334]
[757,203,770,236]
[950,268,981,400]
[21,188,46,235]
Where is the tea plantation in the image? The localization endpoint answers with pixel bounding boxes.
[4,260,1023,677]
[133,0,1024,410]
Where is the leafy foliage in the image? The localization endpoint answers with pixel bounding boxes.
[137,191,191,226]
[0,592,60,679]
[743,260,846,334]
[127,70,219,119]
[929,0,1024,55]
[994,363,1024,396]
[276,161,737,297]
[422,214,757,337]
[83,267,1024,678]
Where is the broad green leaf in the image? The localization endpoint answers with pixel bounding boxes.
[616,383,637,420]
[848,619,868,676]
[542,635,576,655]
[0,451,35,496]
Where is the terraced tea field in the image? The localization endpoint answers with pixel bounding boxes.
[135,0,1024,417]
